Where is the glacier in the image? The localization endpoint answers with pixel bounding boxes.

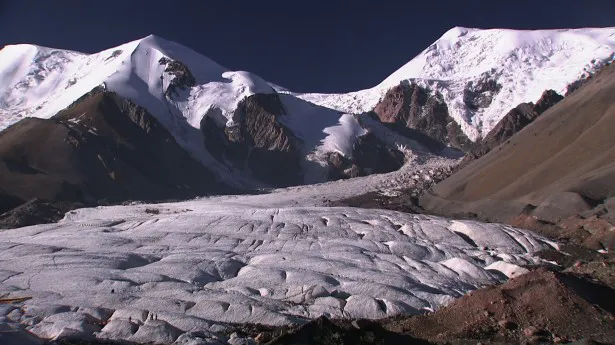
[2,26,613,344]
[0,190,555,343]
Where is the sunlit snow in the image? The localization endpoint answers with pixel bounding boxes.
[292,27,615,140]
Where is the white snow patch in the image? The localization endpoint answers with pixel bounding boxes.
[318,114,367,157]
[485,261,530,278]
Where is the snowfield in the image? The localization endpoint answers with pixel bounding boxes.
[0,188,556,344]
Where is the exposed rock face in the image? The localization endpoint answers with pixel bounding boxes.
[455,89,563,171]
[325,133,405,180]
[463,77,502,111]
[201,93,302,187]
[159,57,196,97]
[0,88,227,216]
[533,89,564,115]
[353,133,405,176]
[0,199,82,229]
[372,83,471,151]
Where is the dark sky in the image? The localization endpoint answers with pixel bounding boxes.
[2,0,615,93]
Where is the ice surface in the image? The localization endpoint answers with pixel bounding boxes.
[0,192,554,343]
[0,30,584,344]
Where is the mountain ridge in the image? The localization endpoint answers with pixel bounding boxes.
[1,27,614,191]
[294,26,615,139]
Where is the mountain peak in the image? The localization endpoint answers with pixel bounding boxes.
[439,26,478,40]
[136,33,176,46]
[295,26,615,140]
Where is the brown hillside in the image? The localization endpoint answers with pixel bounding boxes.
[0,89,228,210]
[421,63,615,224]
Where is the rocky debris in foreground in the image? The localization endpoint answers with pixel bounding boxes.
[264,317,429,345]
[385,268,615,345]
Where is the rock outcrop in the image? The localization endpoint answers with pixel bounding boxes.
[159,57,196,97]
[325,132,405,180]
[462,77,502,111]
[202,93,303,187]
[372,82,471,151]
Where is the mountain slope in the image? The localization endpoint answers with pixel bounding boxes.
[455,89,564,171]
[294,27,615,140]
[2,27,614,192]
[0,36,276,182]
[0,88,228,209]
[421,62,615,225]
[1,36,443,188]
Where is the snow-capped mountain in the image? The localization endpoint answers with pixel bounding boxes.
[0,35,420,188]
[293,27,615,140]
[0,35,274,129]
[1,27,614,190]
[0,36,278,180]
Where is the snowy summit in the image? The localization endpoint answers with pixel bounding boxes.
[294,27,615,140]
[1,27,614,145]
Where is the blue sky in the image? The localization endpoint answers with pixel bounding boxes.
[2,0,614,92]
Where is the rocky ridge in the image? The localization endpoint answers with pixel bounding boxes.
[372,82,471,151]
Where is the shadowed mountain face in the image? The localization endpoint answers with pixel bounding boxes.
[0,87,413,226]
[0,89,229,211]
[372,82,472,151]
[202,92,410,186]
[421,62,615,225]
[324,132,406,180]
[202,93,303,187]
